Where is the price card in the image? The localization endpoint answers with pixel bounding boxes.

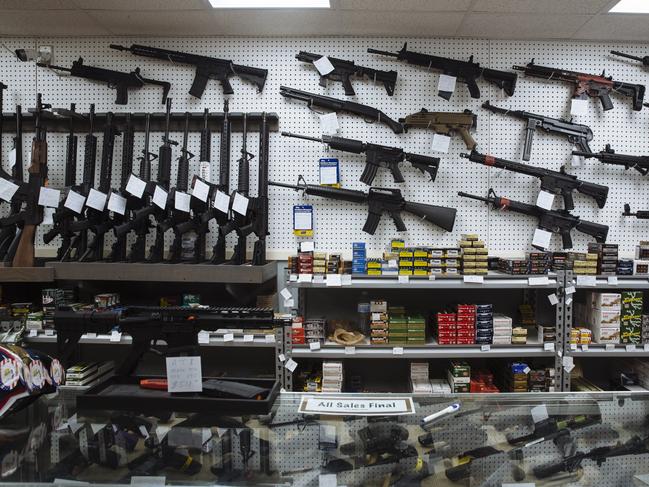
[645,344,649,352]
[536,190,555,210]
[429,274,436,281]
[582,344,589,351]
[576,276,597,287]
[44,329,54,336]
[431,133,451,153]
[191,179,210,202]
[223,333,234,342]
[562,355,575,373]
[126,174,146,198]
[232,192,249,216]
[341,275,352,286]
[298,274,313,283]
[565,286,576,295]
[86,188,107,211]
[531,404,549,423]
[345,346,355,355]
[438,74,457,94]
[309,341,321,351]
[165,356,202,393]
[301,241,315,252]
[570,98,589,116]
[523,366,531,374]
[548,294,559,305]
[284,359,298,372]
[107,192,127,215]
[565,297,573,306]
[398,275,410,284]
[38,187,61,208]
[544,342,555,351]
[463,275,484,284]
[265,334,276,343]
[320,112,339,135]
[85,333,97,339]
[319,474,337,487]
[110,331,122,342]
[313,56,335,75]
[213,190,230,213]
[326,274,342,287]
[280,288,292,301]
[313,274,325,284]
[278,354,286,362]
[532,228,552,249]
[131,477,166,486]
[28,329,37,338]
[481,345,490,351]
[198,331,210,344]
[607,276,619,285]
[571,154,583,167]
[626,344,637,352]
[243,334,254,342]
[284,298,295,308]
[528,276,550,286]
[570,343,577,350]
[606,343,615,351]
[393,347,404,355]
[174,191,191,212]
[153,186,168,209]
[0,178,19,202]
[64,190,86,214]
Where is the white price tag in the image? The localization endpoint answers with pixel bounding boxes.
[199,161,211,181]
[431,133,451,153]
[345,346,355,355]
[532,228,552,249]
[131,477,165,486]
[223,333,234,342]
[174,191,191,213]
[398,275,410,284]
[289,273,298,282]
[280,288,292,301]
[566,297,573,306]
[198,331,210,344]
[0,178,19,202]
[232,192,249,216]
[213,190,230,213]
[571,154,583,167]
[8,149,16,168]
[531,404,549,423]
[298,274,313,283]
[577,276,597,287]
[152,186,168,209]
[44,329,54,336]
[191,179,210,202]
[607,276,619,285]
[243,334,254,342]
[284,358,298,372]
[570,98,589,116]
[562,355,574,372]
[528,276,550,286]
[38,187,61,208]
[548,294,559,305]
[393,347,404,355]
[265,334,276,343]
[536,190,555,210]
[429,274,436,281]
[523,366,531,374]
[309,341,321,351]
[326,274,342,287]
[644,344,649,352]
[319,112,339,135]
[110,331,122,342]
[463,275,484,284]
[313,274,325,284]
[582,344,589,351]
[341,274,352,286]
[626,344,637,352]
[313,56,335,76]
[64,190,86,214]
[126,174,146,198]
[86,188,107,211]
[301,241,315,252]
[165,356,202,393]
[319,473,337,487]
[107,192,127,215]
[544,342,555,351]
[606,344,615,351]
[565,286,576,295]
[28,329,37,337]
[42,207,55,224]
[570,343,577,350]
[438,74,457,94]
[481,345,490,351]
[278,353,286,362]
[284,298,295,308]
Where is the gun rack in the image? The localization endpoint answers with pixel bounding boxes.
[0,111,279,134]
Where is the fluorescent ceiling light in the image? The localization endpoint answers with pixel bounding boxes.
[209,0,330,8]
[609,0,649,13]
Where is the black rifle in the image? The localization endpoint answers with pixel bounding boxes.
[611,50,649,67]
[295,51,397,96]
[110,44,268,98]
[79,112,120,262]
[209,101,232,264]
[368,42,517,100]
[513,60,645,111]
[458,188,608,249]
[573,144,649,176]
[270,176,456,235]
[623,204,649,219]
[460,150,608,210]
[533,435,649,479]
[279,86,403,134]
[282,131,439,185]
[37,58,170,105]
[482,101,593,160]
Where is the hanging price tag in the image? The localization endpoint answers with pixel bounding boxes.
[437,74,457,95]
[86,188,107,211]
[570,98,589,116]
[284,359,298,372]
[309,341,321,351]
[174,191,191,212]
[126,174,146,198]
[213,190,230,213]
[319,112,339,135]
[431,133,451,153]
[191,179,210,202]
[107,192,127,215]
[294,205,314,237]
[548,294,559,305]
[536,191,555,210]
[571,154,583,167]
[152,186,168,209]
[532,228,552,249]
[64,190,86,214]
[232,193,249,216]
[313,56,335,76]
[0,178,19,203]
[38,187,61,208]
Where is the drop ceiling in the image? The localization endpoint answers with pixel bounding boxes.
[0,0,647,41]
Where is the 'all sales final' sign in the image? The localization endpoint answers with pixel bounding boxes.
[298,396,415,416]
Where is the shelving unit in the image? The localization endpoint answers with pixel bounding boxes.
[0,267,54,282]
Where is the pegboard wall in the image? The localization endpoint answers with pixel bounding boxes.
[1,36,648,259]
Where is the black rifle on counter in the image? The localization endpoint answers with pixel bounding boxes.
[368,42,517,99]
[279,86,404,133]
[482,101,593,160]
[110,44,268,98]
[623,204,649,219]
[282,131,440,185]
[295,51,397,96]
[459,188,608,249]
[270,176,456,235]
[460,150,608,210]
[37,58,170,105]
[572,145,649,176]
[611,50,649,67]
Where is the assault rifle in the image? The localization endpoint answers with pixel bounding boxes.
[399,109,477,150]
[110,44,268,98]
[572,144,649,176]
[459,188,608,249]
[368,42,517,99]
[611,50,649,67]
[460,151,608,210]
[38,58,169,105]
[623,204,649,219]
[282,131,440,185]
[280,86,404,133]
[482,101,593,160]
[270,176,456,235]
[295,51,397,96]
[513,60,645,111]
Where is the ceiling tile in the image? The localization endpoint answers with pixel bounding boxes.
[573,14,649,40]
[338,0,471,11]
[74,0,206,10]
[0,0,76,8]
[0,10,109,36]
[86,9,222,35]
[341,11,465,36]
[457,13,590,39]
[472,0,611,14]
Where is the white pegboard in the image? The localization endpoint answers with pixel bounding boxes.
[0,36,648,258]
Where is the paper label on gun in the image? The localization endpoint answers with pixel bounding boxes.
[232,193,249,215]
[166,356,202,393]
[431,133,451,153]
[126,174,146,198]
[0,178,19,202]
[438,74,457,94]
[213,190,230,213]
[174,191,191,212]
[64,190,85,214]
[570,98,589,116]
[107,192,127,215]
[8,149,16,168]
[319,112,339,135]
[536,191,555,210]
[152,186,168,209]
[191,179,210,202]
[313,56,335,76]
[38,187,61,208]
[86,188,107,211]
[571,154,583,167]
[532,228,552,249]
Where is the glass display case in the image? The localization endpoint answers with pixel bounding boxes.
[2,391,649,486]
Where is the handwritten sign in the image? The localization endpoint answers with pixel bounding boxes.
[166,356,202,393]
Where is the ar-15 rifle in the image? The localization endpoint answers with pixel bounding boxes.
[460,150,608,210]
[271,176,456,235]
[37,58,169,105]
[623,204,649,219]
[110,44,267,98]
[295,51,397,96]
[282,131,440,185]
[513,60,645,111]
[611,50,649,67]
[368,42,517,99]
[572,144,649,176]
[280,86,404,134]
[399,108,477,150]
[482,101,593,160]
[459,188,608,249]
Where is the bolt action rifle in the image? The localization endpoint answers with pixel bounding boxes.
[573,144,649,176]
[399,108,478,150]
[611,50,649,67]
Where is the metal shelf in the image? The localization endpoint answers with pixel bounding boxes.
[569,275,649,290]
[0,266,54,282]
[570,344,649,357]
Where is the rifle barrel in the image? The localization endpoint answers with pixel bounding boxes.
[458,191,491,203]
[367,48,398,57]
[281,132,321,143]
[611,50,643,62]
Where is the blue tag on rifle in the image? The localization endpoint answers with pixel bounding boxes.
[319,158,340,187]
